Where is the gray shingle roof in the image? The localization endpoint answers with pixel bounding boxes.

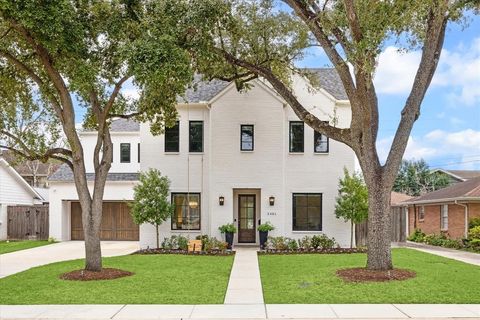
[109,118,140,132]
[177,74,229,103]
[48,164,139,182]
[308,68,348,100]
[176,69,348,103]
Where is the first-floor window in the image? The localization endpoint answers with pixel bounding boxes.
[292,193,322,231]
[418,206,425,221]
[441,204,448,230]
[314,131,329,153]
[120,143,131,163]
[171,193,201,230]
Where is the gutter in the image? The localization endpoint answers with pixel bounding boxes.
[455,200,469,238]
[402,196,480,206]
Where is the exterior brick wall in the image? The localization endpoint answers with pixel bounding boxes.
[408,202,480,239]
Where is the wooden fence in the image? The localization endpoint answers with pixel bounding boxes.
[355,206,407,247]
[7,205,49,240]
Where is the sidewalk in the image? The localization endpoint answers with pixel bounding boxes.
[1,304,479,319]
[224,247,264,304]
[403,241,480,266]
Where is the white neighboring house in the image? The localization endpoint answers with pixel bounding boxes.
[0,158,45,240]
[48,68,355,247]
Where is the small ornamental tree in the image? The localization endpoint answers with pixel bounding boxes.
[130,169,174,249]
[335,168,368,248]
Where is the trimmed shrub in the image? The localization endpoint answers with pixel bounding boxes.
[468,226,480,240]
[408,228,426,242]
[469,217,480,229]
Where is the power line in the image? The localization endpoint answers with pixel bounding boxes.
[430,159,480,167]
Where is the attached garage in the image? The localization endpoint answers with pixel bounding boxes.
[71,201,139,241]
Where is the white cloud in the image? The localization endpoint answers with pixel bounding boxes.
[374,47,421,94]
[373,38,480,106]
[377,129,480,169]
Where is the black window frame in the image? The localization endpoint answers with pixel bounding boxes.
[240,124,254,151]
[289,121,304,153]
[137,143,141,163]
[120,143,131,163]
[292,193,322,231]
[314,130,329,153]
[171,192,201,230]
[164,121,180,153]
[189,121,204,153]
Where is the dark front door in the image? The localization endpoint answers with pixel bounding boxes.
[238,194,256,243]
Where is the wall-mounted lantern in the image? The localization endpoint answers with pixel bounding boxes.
[219,196,225,206]
[269,196,275,206]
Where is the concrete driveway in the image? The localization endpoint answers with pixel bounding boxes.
[0,241,138,278]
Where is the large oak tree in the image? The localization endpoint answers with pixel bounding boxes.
[0,0,221,271]
[199,0,478,270]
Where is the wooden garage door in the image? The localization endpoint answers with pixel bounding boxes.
[71,202,139,241]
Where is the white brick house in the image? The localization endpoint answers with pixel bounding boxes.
[48,69,355,247]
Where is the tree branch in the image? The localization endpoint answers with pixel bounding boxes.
[104,75,131,117]
[385,5,448,184]
[220,50,352,145]
[284,0,357,100]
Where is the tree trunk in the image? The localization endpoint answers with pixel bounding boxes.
[366,182,393,270]
[81,197,103,272]
[156,224,160,249]
[350,220,354,248]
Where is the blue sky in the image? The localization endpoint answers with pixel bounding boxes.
[74,12,479,170]
[297,14,480,170]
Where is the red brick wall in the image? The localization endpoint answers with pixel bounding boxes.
[407,203,475,239]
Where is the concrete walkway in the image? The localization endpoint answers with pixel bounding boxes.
[1,304,479,319]
[224,247,264,304]
[0,241,138,278]
[404,241,480,266]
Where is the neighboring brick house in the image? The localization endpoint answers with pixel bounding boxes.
[404,176,480,239]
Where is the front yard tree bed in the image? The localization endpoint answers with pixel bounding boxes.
[259,248,480,304]
[0,254,233,304]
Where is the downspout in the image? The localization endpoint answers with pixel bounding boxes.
[455,200,468,238]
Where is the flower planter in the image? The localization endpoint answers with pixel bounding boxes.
[259,231,269,249]
[225,232,234,249]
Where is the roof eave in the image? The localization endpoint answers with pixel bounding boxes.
[403,196,480,206]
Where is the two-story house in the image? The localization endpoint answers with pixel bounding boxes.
[48,69,355,247]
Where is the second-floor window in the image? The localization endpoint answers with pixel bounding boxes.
[120,143,131,163]
[240,124,254,151]
[314,131,329,153]
[189,121,203,152]
[289,121,304,153]
[137,143,140,163]
[165,121,180,152]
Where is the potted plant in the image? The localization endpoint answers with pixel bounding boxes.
[218,223,237,249]
[258,222,275,249]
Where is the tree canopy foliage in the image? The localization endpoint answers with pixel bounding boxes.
[393,159,450,196]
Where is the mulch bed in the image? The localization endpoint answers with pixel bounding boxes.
[258,248,367,255]
[60,268,134,281]
[133,248,235,256]
[336,267,416,283]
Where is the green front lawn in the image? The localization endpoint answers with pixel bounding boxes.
[0,254,234,304]
[259,248,480,304]
[0,240,53,254]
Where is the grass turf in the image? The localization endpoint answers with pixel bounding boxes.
[0,240,53,254]
[0,254,234,304]
[259,248,480,304]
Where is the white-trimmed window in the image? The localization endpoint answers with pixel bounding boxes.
[441,205,448,230]
[418,206,425,221]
